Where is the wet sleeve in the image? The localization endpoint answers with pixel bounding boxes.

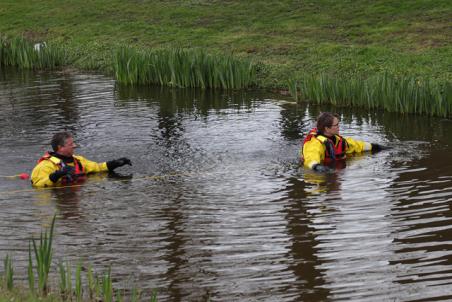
[30,162,58,187]
[76,156,108,173]
[345,137,372,154]
[302,139,325,169]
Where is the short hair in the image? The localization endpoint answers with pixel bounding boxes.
[51,132,73,152]
[316,112,340,132]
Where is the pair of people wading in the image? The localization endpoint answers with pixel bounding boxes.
[31,113,389,187]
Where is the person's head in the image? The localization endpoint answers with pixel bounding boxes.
[51,131,76,156]
[316,112,340,136]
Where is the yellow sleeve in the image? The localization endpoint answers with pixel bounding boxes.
[345,137,372,154]
[75,156,108,173]
[31,160,59,187]
[302,138,325,169]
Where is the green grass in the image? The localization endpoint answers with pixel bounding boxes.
[0,0,449,85]
[0,0,450,115]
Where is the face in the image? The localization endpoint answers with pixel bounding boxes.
[57,137,77,157]
[324,117,340,136]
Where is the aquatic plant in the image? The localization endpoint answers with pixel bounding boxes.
[75,261,83,301]
[289,73,452,118]
[113,46,257,89]
[1,215,159,301]
[58,261,68,299]
[102,268,113,302]
[287,79,298,102]
[86,264,96,300]
[30,214,56,295]
[3,254,14,290]
[131,287,141,302]
[27,242,35,294]
[0,36,66,69]
[150,289,158,302]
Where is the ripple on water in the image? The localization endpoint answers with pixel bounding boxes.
[2,71,452,301]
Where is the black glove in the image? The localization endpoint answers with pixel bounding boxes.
[49,165,75,183]
[371,143,391,152]
[313,164,333,173]
[107,157,132,171]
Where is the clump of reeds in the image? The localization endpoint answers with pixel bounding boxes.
[1,214,159,301]
[288,73,451,118]
[29,214,56,295]
[113,46,257,89]
[0,36,67,69]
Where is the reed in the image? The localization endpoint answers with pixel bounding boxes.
[87,264,95,300]
[58,261,67,299]
[75,261,83,301]
[27,242,35,294]
[66,262,72,299]
[289,73,451,118]
[287,80,298,102]
[0,36,66,69]
[1,217,159,301]
[3,254,14,290]
[113,46,257,89]
[116,289,124,302]
[102,268,113,302]
[131,287,141,302]
[30,214,56,295]
[150,289,158,302]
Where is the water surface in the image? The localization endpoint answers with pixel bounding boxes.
[1,69,452,301]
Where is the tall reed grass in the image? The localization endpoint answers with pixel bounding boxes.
[3,255,13,290]
[288,74,451,118]
[0,36,66,69]
[1,215,159,301]
[113,46,257,89]
[30,214,56,295]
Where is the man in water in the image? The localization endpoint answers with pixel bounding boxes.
[301,112,388,172]
[31,131,132,187]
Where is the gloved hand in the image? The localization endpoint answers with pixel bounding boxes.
[107,157,132,171]
[313,164,333,173]
[371,143,392,152]
[49,165,75,183]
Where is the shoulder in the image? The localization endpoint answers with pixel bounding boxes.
[73,155,87,161]
[31,156,59,176]
[37,155,60,166]
[304,136,324,148]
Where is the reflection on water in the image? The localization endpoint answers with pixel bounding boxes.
[1,69,452,301]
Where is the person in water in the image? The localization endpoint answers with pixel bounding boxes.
[301,112,388,172]
[31,131,132,187]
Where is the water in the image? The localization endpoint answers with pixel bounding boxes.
[1,68,452,301]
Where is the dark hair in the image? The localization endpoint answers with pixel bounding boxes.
[51,132,73,152]
[316,112,340,132]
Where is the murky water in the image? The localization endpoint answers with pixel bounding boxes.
[1,68,452,301]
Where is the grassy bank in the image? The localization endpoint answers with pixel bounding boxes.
[0,0,450,115]
[0,0,450,85]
